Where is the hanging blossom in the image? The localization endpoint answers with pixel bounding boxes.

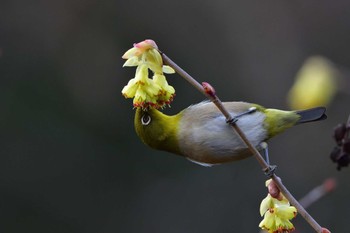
[259,179,297,233]
[121,39,175,109]
[287,56,339,110]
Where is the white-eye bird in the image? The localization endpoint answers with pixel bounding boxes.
[134,101,326,166]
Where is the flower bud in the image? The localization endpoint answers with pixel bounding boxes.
[342,138,350,154]
[330,146,341,162]
[333,123,346,145]
[121,40,175,109]
[259,179,297,233]
[337,153,350,170]
[202,82,216,98]
[267,179,282,200]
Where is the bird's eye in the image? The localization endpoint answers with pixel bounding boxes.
[141,114,151,125]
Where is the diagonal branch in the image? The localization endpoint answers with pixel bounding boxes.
[160,51,326,233]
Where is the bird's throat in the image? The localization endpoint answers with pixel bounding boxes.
[134,108,183,156]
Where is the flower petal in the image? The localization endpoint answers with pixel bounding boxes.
[123,56,140,67]
[275,204,297,220]
[275,217,294,232]
[162,65,175,74]
[122,47,139,59]
[135,64,149,82]
[121,78,138,98]
[144,49,163,74]
[260,194,273,216]
[259,211,275,232]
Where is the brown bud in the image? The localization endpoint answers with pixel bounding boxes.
[337,153,350,170]
[342,138,350,154]
[330,146,341,162]
[202,82,216,97]
[333,123,346,145]
[267,180,282,200]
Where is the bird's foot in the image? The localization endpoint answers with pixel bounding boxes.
[263,165,277,178]
[260,142,276,177]
[226,107,257,124]
[260,142,270,164]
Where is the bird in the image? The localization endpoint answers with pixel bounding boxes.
[134,101,326,166]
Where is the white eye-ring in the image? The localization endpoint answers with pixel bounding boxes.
[141,114,151,125]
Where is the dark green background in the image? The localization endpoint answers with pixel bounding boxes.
[1,0,349,232]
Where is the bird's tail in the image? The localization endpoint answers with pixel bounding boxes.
[296,107,327,124]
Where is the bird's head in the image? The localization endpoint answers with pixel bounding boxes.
[134,108,182,155]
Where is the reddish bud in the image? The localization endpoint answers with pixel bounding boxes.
[133,39,158,50]
[323,178,337,193]
[322,227,331,233]
[202,82,216,97]
[267,180,282,200]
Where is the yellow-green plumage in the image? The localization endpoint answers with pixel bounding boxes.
[135,107,182,154]
[134,101,326,166]
[263,108,300,138]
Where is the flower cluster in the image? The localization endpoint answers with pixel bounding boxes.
[259,179,297,233]
[330,119,350,170]
[287,56,338,110]
[121,39,175,110]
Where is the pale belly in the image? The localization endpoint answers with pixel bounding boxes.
[178,109,267,165]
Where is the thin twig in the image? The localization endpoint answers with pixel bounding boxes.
[299,178,336,209]
[161,52,326,233]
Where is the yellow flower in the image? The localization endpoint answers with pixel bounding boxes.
[122,39,166,74]
[287,56,339,110]
[153,73,176,106]
[121,39,176,109]
[259,180,297,233]
[122,64,162,108]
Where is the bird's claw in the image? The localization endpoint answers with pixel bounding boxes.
[226,117,238,124]
[263,165,277,178]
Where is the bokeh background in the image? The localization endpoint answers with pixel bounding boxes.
[1,0,350,232]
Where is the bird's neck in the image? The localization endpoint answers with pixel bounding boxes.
[136,108,183,155]
[155,111,182,155]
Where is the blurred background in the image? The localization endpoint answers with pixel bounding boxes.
[1,0,350,232]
